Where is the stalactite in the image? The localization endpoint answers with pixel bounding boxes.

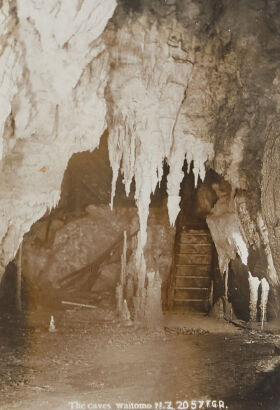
[108,110,214,300]
[106,19,197,298]
[229,232,248,266]
[260,278,269,330]
[167,135,214,226]
[248,272,260,322]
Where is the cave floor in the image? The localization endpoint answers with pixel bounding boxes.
[1,305,280,410]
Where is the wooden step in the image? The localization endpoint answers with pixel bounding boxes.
[170,228,213,313]
[179,233,212,245]
[176,264,211,276]
[173,299,210,312]
[176,253,212,265]
[174,288,209,299]
[181,229,209,235]
[175,276,211,288]
[177,243,212,255]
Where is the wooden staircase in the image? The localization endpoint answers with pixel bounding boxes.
[168,227,213,312]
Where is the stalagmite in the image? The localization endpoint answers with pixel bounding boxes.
[115,282,123,315]
[48,315,56,333]
[133,287,147,326]
[248,272,261,322]
[116,231,129,317]
[121,299,131,323]
[260,278,270,331]
[144,271,163,329]
[125,275,134,305]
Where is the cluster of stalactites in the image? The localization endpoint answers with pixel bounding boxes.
[167,135,214,226]
[108,121,214,285]
[106,17,215,287]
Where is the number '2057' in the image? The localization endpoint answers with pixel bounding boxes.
[175,400,226,409]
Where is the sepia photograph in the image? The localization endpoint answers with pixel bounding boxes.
[0,0,280,409]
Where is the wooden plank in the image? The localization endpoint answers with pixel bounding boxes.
[175,276,211,288]
[176,253,212,265]
[174,288,209,299]
[177,243,212,254]
[176,264,211,276]
[173,299,210,312]
[179,234,212,244]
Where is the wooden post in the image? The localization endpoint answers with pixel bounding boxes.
[16,242,23,312]
[120,230,127,288]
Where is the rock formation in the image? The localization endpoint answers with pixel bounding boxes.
[1,0,280,317]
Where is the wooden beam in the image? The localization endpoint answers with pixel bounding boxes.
[16,243,23,311]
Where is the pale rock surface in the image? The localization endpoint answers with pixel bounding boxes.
[206,183,248,273]
[248,272,261,322]
[0,0,116,275]
[260,277,270,325]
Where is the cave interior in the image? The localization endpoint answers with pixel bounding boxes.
[1,0,280,408]
[0,132,254,323]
